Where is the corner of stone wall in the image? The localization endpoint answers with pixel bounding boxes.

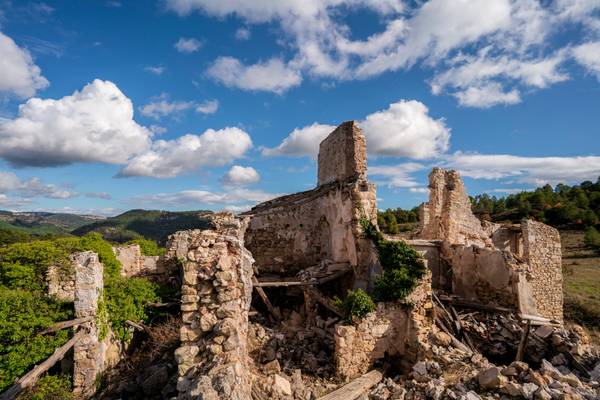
[333,271,433,380]
[171,212,254,400]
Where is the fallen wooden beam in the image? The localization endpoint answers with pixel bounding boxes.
[254,279,311,287]
[0,329,86,400]
[435,316,472,355]
[438,295,513,313]
[317,370,383,400]
[304,286,342,317]
[516,320,531,362]
[39,316,94,335]
[252,277,281,320]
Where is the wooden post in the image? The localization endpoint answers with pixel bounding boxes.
[516,320,531,362]
[317,370,383,400]
[0,329,86,400]
[39,316,94,335]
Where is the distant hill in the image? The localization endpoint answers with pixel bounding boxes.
[0,211,103,235]
[72,209,213,244]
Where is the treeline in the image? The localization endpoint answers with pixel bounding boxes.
[377,177,600,235]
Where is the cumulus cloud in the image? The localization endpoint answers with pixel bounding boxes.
[196,99,219,114]
[165,0,600,106]
[139,95,219,119]
[261,123,335,157]
[444,152,600,185]
[206,57,302,93]
[0,79,152,167]
[222,165,260,186]
[0,31,49,98]
[0,171,77,199]
[572,41,600,80]
[263,100,449,159]
[174,37,203,53]
[132,188,280,208]
[120,127,253,178]
[0,194,32,208]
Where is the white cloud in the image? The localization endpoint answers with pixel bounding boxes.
[196,99,219,114]
[572,41,600,80]
[175,37,203,53]
[361,100,450,158]
[261,123,335,157]
[120,127,253,178]
[452,82,521,108]
[0,171,77,199]
[409,187,429,193]
[0,31,49,98]
[0,194,31,208]
[144,65,166,75]
[85,192,112,200]
[444,152,600,185]
[492,188,528,194]
[368,162,424,188]
[262,100,449,159]
[0,79,152,167]
[206,57,302,93]
[235,27,251,40]
[149,125,167,135]
[139,95,194,119]
[132,188,280,208]
[222,165,260,186]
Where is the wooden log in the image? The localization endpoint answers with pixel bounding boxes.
[304,287,342,317]
[254,280,310,287]
[516,320,531,362]
[252,277,281,320]
[39,316,94,335]
[435,317,472,354]
[318,370,383,400]
[0,329,86,400]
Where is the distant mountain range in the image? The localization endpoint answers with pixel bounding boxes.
[0,209,213,243]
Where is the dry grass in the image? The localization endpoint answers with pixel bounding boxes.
[561,230,600,344]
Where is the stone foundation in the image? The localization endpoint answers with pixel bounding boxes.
[170,213,254,400]
[334,273,433,380]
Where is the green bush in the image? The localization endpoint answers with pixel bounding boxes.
[374,269,418,302]
[126,238,166,256]
[0,229,31,246]
[334,289,375,324]
[584,226,600,250]
[17,374,73,400]
[0,287,73,392]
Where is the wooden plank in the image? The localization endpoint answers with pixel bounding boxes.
[0,329,86,400]
[304,286,342,317]
[516,320,531,362]
[254,280,310,287]
[318,370,383,400]
[252,277,281,320]
[435,317,472,354]
[39,316,94,335]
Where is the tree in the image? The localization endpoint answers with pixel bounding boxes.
[584,227,600,250]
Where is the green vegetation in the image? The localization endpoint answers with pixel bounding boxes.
[334,289,375,324]
[16,374,73,400]
[72,209,212,244]
[0,287,73,392]
[376,207,419,234]
[584,227,600,250]
[126,238,166,256]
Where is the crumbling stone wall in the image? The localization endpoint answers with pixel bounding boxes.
[522,220,563,321]
[46,263,75,301]
[317,121,367,186]
[334,273,433,380]
[243,121,378,288]
[113,244,164,278]
[170,213,254,400]
[72,251,103,397]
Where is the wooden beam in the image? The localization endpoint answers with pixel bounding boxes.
[516,320,531,362]
[435,317,472,355]
[0,329,86,400]
[254,280,310,287]
[303,286,342,317]
[438,295,513,313]
[252,277,281,320]
[317,370,383,400]
[39,316,94,335]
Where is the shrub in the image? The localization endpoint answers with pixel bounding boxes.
[0,287,73,392]
[17,374,73,400]
[374,269,419,302]
[126,238,166,256]
[0,229,31,245]
[334,289,375,324]
[584,226,600,250]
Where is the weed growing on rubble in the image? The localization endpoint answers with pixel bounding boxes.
[16,374,73,400]
[334,289,376,324]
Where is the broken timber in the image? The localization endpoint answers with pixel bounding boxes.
[0,329,87,400]
[317,370,383,400]
[252,276,281,320]
[39,316,94,335]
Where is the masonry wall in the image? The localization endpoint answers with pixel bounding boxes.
[317,121,367,186]
[113,244,165,278]
[46,263,75,301]
[170,213,254,400]
[334,273,433,380]
[522,220,563,321]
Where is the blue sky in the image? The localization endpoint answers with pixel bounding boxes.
[0,0,599,216]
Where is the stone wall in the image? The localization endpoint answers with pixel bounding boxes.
[334,273,433,380]
[317,121,367,186]
[72,251,103,398]
[113,244,165,278]
[522,220,563,321]
[242,121,378,289]
[46,263,75,301]
[170,213,254,400]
